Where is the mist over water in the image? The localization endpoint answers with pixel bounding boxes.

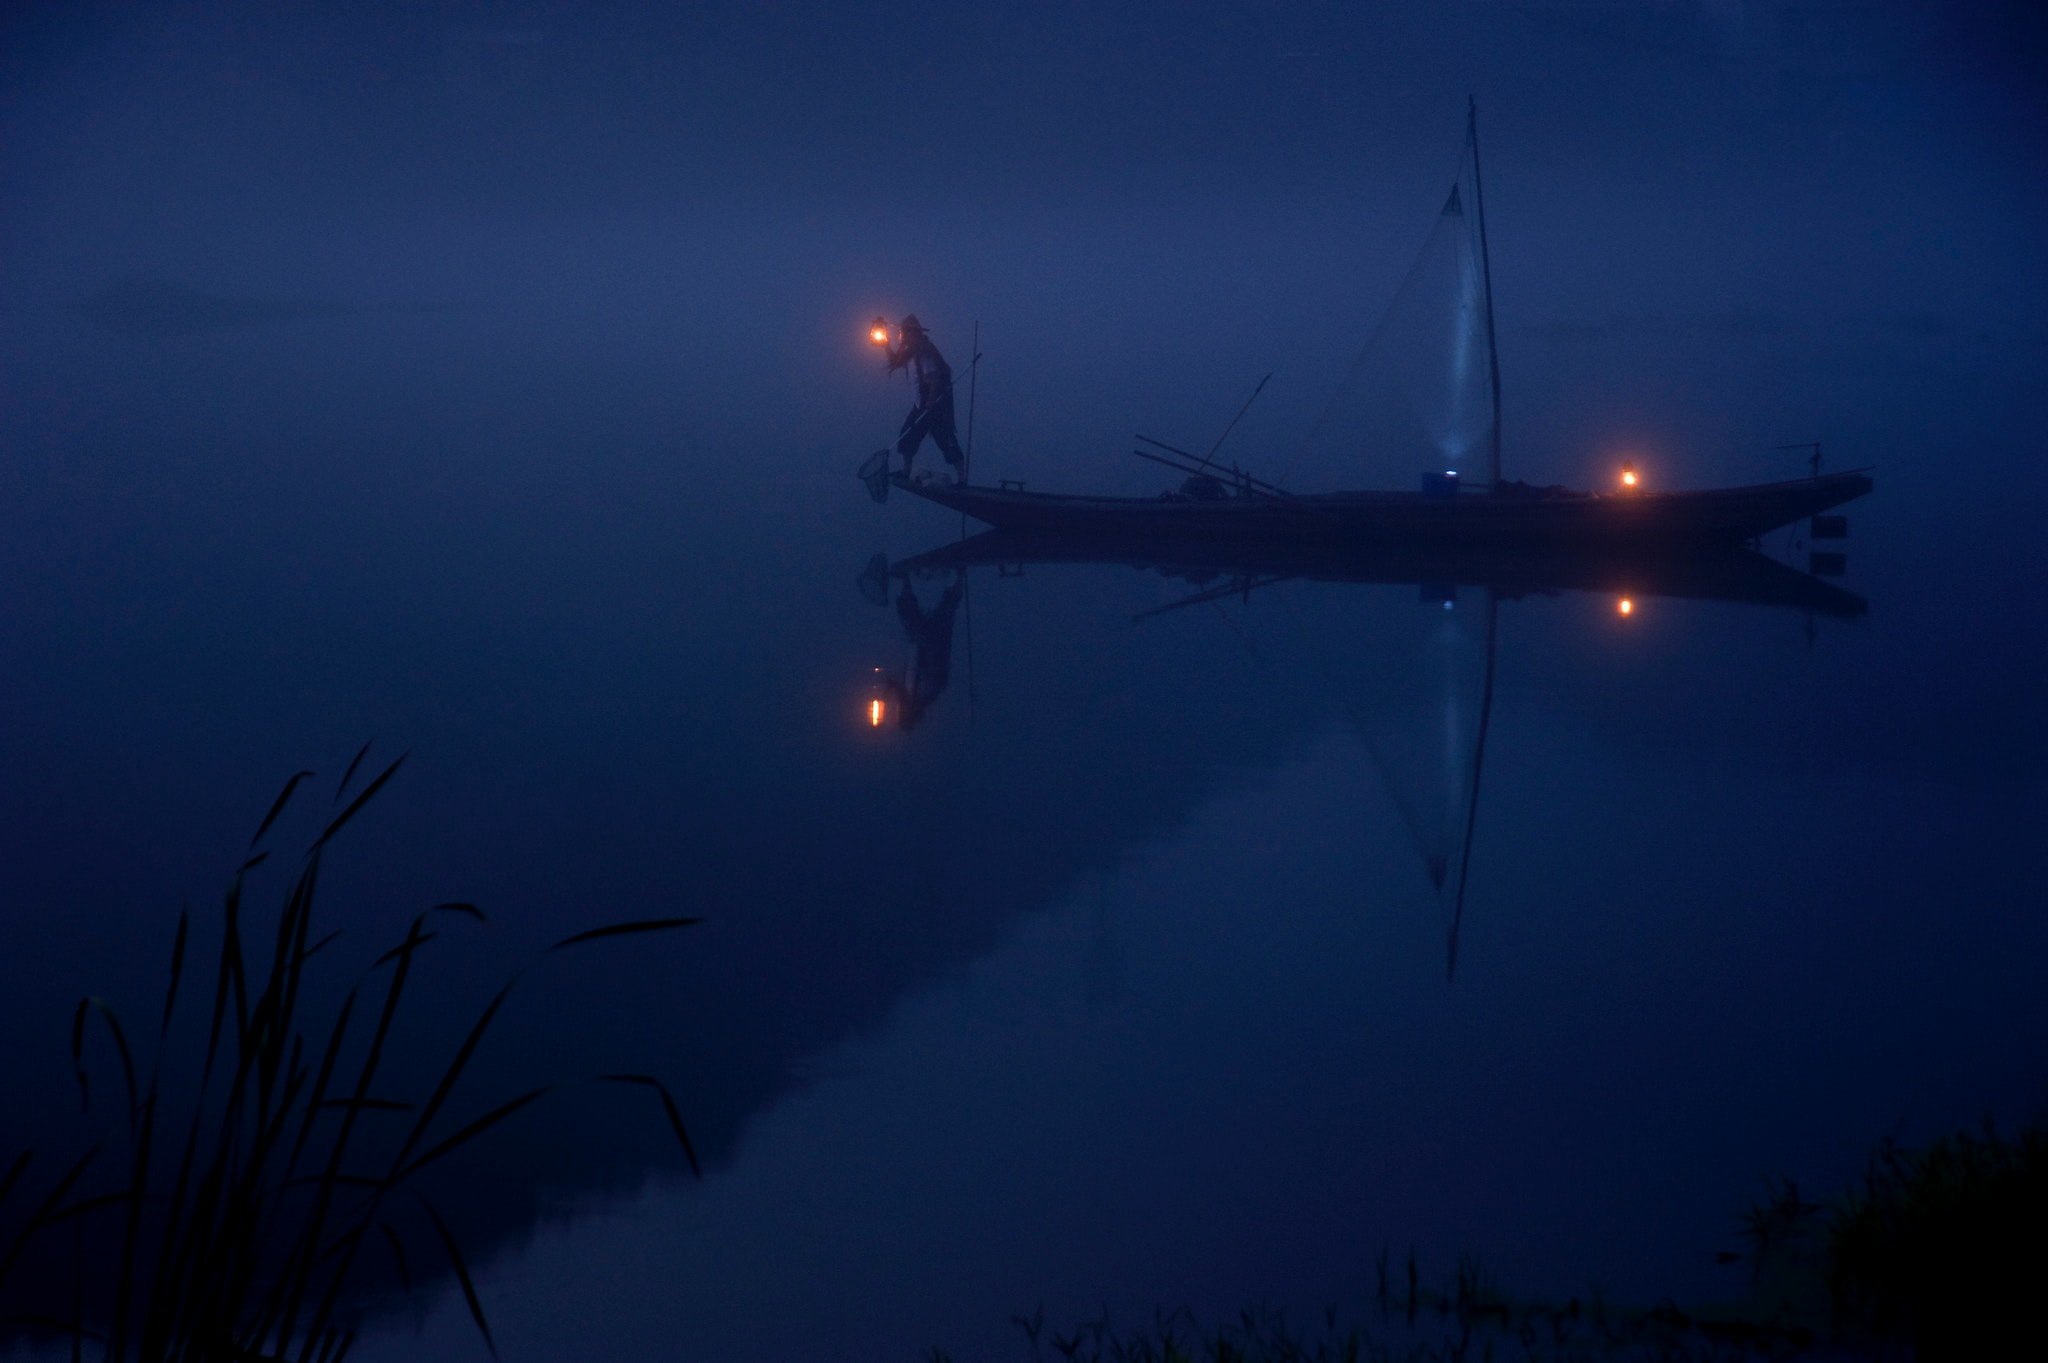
[4,4,2046,1360]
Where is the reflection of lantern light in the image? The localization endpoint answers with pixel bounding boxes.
[867,665,888,728]
[869,316,890,346]
[1617,597,1635,616]
[1620,461,1639,489]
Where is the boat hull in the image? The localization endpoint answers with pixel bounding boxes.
[895,470,1873,549]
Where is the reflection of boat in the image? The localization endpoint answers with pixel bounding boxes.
[881,101,1872,547]
[894,526,1868,620]
[883,523,1865,975]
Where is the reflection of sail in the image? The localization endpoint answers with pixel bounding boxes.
[1274,582,1494,976]
[1293,102,1501,492]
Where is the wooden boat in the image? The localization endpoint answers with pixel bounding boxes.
[880,100,1873,552]
[891,466,1873,549]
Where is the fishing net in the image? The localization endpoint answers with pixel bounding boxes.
[857,448,892,503]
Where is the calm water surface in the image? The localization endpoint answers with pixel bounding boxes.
[4,281,2044,1361]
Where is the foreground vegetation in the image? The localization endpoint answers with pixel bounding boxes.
[954,1115,2047,1363]
[0,752,697,1361]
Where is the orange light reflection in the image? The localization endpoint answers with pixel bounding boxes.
[868,697,886,727]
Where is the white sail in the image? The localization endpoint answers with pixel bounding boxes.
[1291,105,1502,491]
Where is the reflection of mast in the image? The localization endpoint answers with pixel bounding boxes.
[1445,591,1497,980]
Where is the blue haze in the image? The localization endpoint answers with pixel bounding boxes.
[3,3,2046,1360]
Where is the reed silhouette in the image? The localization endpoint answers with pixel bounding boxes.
[0,750,699,1361]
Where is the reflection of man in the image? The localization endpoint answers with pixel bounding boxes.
[885,315,965,482]
[880,573,964,730]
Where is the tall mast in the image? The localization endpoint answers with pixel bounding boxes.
[1468,97,1503,488]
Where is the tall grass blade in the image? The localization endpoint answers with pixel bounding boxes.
[111,1084,165,1358]
[301,929,343,965]
[551,917,701,951]
[372,933,437,969]
[310,1325,354,1363]
[314,753,407,851]
[286,988,359,1174]
[381,1225,413,1295]
[395,1087,551,1184]
[385,984,516,1179]
[208,872,250,1089]
[418,1195,496,1357]
[0,1145,99,1289]
[34,1189,128,1226]
[162,909,190,1033]
[285,916,427,1350]
[600,1074,701,1177]
[334,742,374,803]
[269,857,323,1101]
[313,1098,413,1115]
[70,998,139,1129]
[2,1316,104,1345]
[251,771,317,849]
[0,1150,31,1218]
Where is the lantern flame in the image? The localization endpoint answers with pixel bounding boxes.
[1620,461,1639,489]
[1617,597,1635,617]
[868,697,886,727]
[868,316,890,346]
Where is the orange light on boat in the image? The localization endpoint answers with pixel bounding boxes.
[1620,461,1639,489]
[1617,596,1635,616]
[868,316,890,346]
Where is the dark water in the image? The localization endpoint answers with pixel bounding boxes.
[5,7,2047,1362]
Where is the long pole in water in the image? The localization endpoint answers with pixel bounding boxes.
[963,320,980,715]
[1134,434,1290,497]
[961,320,980,536]
[1468,96,1504,490]
[965,320,979,480]
[1200,371,1273,468]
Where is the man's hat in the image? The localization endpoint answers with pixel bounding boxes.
[899,314,925,333]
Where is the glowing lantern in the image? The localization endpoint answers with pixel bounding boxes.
[1617,597,1635,617]
[1620,461,1639,490]
[868,316,890,346]
[868,697,886,727]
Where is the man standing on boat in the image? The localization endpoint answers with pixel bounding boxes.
[884,315,965,483]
